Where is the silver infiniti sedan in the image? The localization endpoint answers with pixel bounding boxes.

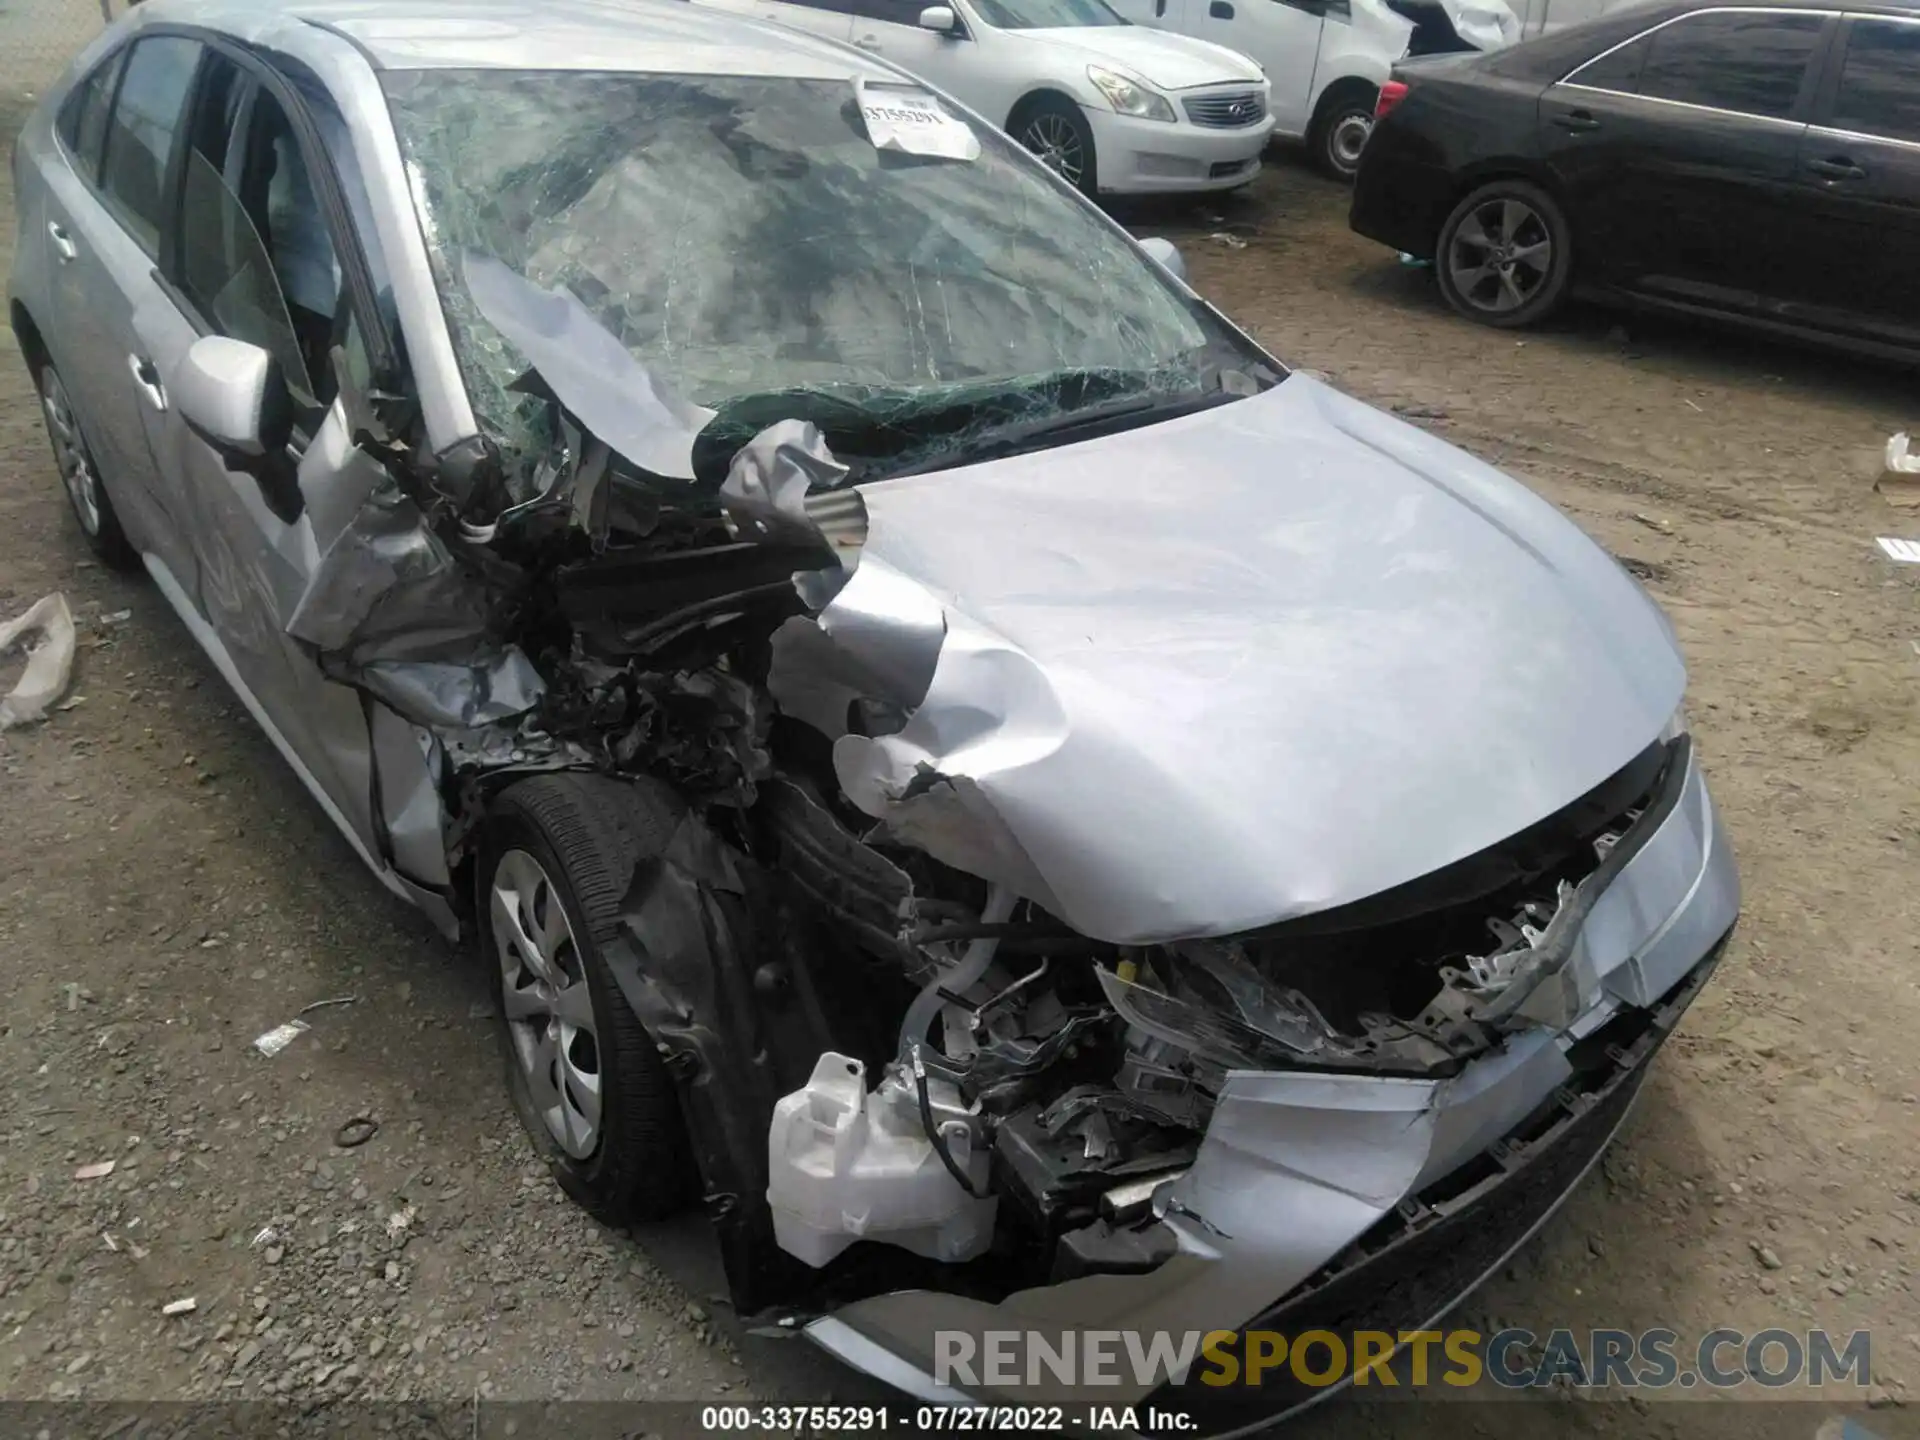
[8,0,1738,1427]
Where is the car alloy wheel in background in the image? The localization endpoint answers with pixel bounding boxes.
[1435,180,1573,328]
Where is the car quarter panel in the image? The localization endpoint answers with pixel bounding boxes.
[1350,63,1546,258]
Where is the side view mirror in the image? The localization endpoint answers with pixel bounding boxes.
[173,335,292,465]
[918,5,959,31]
[1138,236,1188,283]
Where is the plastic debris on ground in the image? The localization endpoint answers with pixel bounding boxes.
[1877,432,1920,508]
[1876,536,1920,564]
[73,1159,116,1181]
[161,1297,197,1317]
[251,1019,309,1057]
[1208,232,1249,250]
[0,593,77,730]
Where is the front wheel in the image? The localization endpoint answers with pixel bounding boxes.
[1307,87,1377,181]
[1013,96,1099,197]
[480,774,697,1222]
[1434,180,1573,329]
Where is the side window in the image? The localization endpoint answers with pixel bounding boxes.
[56,49,127,181]
[174,57,342,409]
[1636,11,1826,121]
[1568,33,1650,93]
[1829,19,1920,144]
[98,36,202,254]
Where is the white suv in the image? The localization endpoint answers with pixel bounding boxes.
[697,0,1276,196]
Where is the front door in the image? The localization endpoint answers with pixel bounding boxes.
[129,47,385,856]
[848,0,976,95]
[1783,14,1920,350]
[1541,8,1828,310]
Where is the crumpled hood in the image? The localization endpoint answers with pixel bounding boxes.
[818,375,1684,944]
[1021,25,1265,90]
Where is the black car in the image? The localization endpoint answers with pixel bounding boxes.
[1349,0,1920,359]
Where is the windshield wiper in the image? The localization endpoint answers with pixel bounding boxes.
[879,387,1241,479]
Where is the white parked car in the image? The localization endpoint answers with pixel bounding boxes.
[696,0,1275,196]
[1106,0,1518,178]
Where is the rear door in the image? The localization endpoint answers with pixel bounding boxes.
[1786,13,1920,349]
[1542,8,1830,309]
[41,34,205,590]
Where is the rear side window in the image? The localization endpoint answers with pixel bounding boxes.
[1636,11,1826,120]
[56,50,126,180]
[1569,33,1650,92]
[1829,18,1920,143]
[99,35,202,254]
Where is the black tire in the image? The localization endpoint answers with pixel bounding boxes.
[34,358,139,570]
[1307,83,1378,182]
[1434,179,1573,329]
[1011,95,1099,197]
[480,773,697,1222]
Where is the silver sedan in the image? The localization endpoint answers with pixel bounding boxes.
[8,0,1738,1427]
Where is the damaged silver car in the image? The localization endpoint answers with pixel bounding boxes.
[9,0,1737,1427]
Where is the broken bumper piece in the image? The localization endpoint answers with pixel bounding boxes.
[796,744,1737,1431]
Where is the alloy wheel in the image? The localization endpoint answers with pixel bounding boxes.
[1022,113,1086,189]
[490,848,603,1159]
[41,370,102,537]
[1447,197,1554,315]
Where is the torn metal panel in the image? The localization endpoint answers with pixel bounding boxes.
[286,476,541,730]
[355,654,544,731]
[719,418,855,551]
[766,554,946,742]
[368,700,453,887]
[459,251,712,482]
[795,1033,1562,1407]
[820,375,1683,944]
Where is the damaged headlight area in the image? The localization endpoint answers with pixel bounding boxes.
[751,729,1681,1304]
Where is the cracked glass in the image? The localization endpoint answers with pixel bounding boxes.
[382,70,1271,477]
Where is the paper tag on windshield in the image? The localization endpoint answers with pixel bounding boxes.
[855,78,980,162]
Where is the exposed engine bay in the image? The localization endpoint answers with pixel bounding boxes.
[295,253,1686,1323]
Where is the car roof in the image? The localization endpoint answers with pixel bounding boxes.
[128,0,892,77]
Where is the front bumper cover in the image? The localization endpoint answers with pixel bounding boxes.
[801,741,1738,1432]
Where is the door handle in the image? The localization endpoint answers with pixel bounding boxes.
[1209,0,1233,16]
[1552,109,1600,132]
[47,221,78,263]
[854,33,881,47]
[1807,155,1866,180]
[127,354,167,413]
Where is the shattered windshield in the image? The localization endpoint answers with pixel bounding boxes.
[970,0,1130,27]
[382,70,1272,478]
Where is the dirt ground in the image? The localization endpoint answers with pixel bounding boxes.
[4,75,1920,1434]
